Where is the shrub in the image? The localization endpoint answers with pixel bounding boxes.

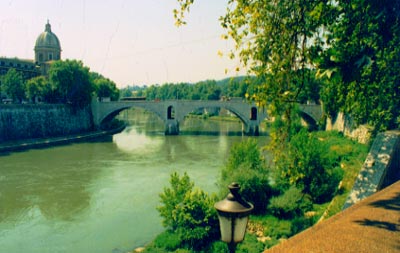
[209,241,229,253]
[308,166,343,203]
[221,166,273,214]
[257,215,293,239]
[157,172,194,230]
[220,138,273,214]
[157,172,219,251]
[290,216,315,235]
[275,129,344,203]
[268,186,312,219]
[236,233,265,253]
[175,189,219,250]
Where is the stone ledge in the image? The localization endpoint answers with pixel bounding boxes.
[343,130,400,209]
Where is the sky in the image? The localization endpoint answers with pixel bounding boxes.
[0,0,245,87]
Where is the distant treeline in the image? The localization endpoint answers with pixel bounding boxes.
[120,73,321,103]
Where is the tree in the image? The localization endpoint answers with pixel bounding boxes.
[120,87,133,98]
[26,76,50,103]
[157,172,219,251]
[318,0,400,132]
[93,77,119,101]
[157,172,194,230]
[1,68,26,102]
[48,60,94,108]
[175,0,334,139]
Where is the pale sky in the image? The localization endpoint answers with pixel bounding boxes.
[0,0,245,87]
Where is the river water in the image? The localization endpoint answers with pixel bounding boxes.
[0,108,269,253]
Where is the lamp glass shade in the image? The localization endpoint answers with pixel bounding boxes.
[217,214,249,243]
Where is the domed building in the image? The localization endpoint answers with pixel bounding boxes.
[0,20,62,80]
[34,21,62,64]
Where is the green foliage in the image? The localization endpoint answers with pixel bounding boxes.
[157,172,194,230]
[176,0,400,133]
[225,138,263,172]
[209,241,229,253]
[92,74,119,101]
[48,60,94,108]
[1,68,25,102]
[141,245,169,253]
[141,77,249,102]
[119,87,133,98]
[275,129,344,203]
[268,186,312,219]
[236,233,265,253]
[153,231,182,251]
[318,0,400,132]
[290,216,315,235]
[157,172,219,251]
[256,215,293,239]
[26,76,51,102]
[220,139,273,214]
[174,189,219,250]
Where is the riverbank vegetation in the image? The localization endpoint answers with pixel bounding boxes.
[136,0,398,251]
[139,130,367,252]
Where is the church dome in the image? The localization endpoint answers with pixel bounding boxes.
[34,21,61,63]
[35,21,61,50]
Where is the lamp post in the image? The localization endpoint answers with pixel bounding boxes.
[214,182,254,253]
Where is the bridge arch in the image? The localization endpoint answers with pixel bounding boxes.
[91,100,321,135]
[92,101,165,128]
[299,111,318,130]
[173,101,266,136]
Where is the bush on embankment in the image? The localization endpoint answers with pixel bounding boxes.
[141,130,368,253]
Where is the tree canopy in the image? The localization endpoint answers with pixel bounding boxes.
[25,76,50,103]
[91,72,120,101]
[1,68,25,102]
[175,0,400,133]
[318,0,400,132]
[48,60,94,108]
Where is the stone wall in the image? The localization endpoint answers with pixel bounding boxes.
[343,131,400,209]
[0,104,93,142]
[325,112,372,144]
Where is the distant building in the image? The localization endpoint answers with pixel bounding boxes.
[0,20,62,100]
[0,58,38,80]
[0,20,62,79]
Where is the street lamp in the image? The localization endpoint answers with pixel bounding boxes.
[214,182,254,253]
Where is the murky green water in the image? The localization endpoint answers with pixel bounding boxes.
[0,109,269,253]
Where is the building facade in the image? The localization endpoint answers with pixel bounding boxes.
[0,21,61,80]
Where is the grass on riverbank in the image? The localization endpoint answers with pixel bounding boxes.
[313,131,369,219]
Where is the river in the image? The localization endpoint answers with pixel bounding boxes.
[0,108,269,253]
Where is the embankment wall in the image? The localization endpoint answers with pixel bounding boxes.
[326,112,372,144]
[0,104,93,142]
[343,130,400,209]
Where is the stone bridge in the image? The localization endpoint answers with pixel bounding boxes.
[91,100,322,135]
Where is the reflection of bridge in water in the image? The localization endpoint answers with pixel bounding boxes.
[91,100,322,135]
